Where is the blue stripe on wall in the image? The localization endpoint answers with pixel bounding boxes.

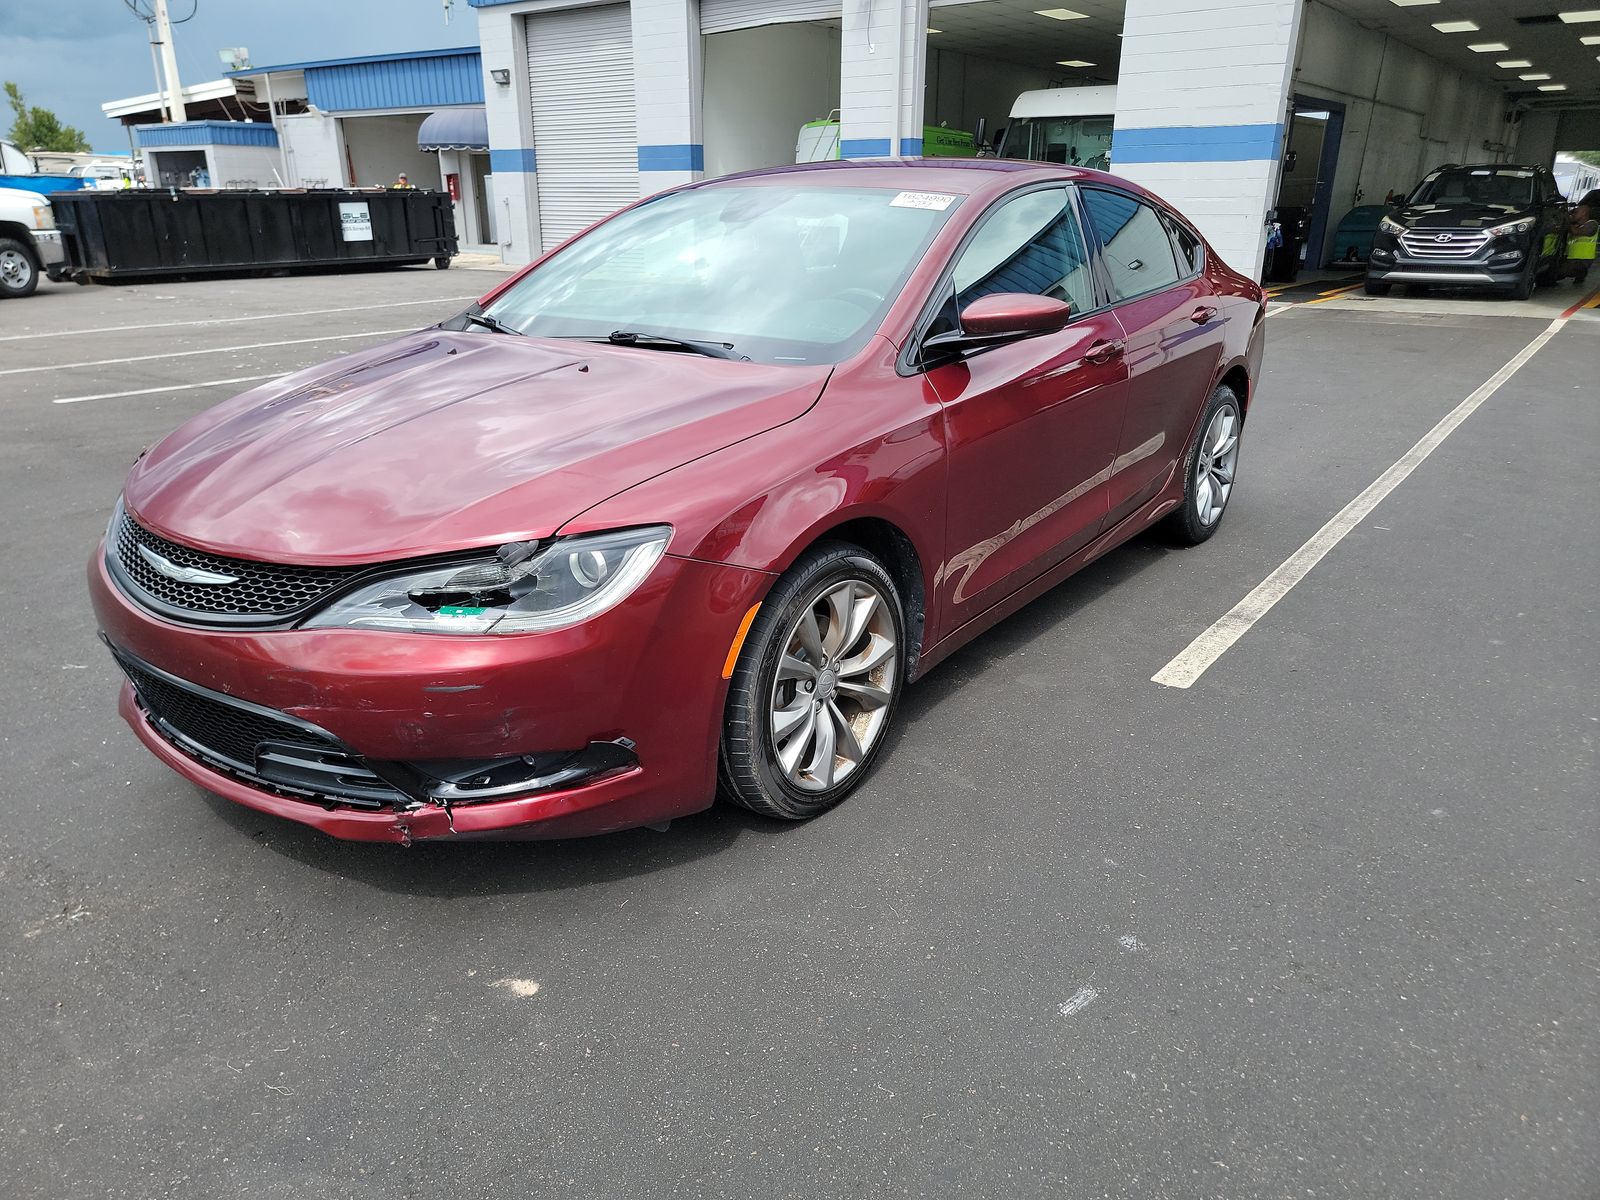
[489,148,537,173]
[638,144,704,172]
[898,138,923,157]
[1111,123,1285,164]
[841,137,893,159]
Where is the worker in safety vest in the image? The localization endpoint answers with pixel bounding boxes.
[1567,189,1598,285]
[390,173,416,190]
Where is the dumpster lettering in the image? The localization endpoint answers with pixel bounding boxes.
[339,202,373,242]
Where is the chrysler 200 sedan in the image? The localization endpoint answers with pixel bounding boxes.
[90,160,1266,842]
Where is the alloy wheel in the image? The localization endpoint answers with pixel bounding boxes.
[767,578,898,793]
[1194,404,1240,527]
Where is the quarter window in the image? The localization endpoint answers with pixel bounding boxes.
[1081,189,1182,301]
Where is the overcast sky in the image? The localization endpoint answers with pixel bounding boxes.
[1,0,480,153]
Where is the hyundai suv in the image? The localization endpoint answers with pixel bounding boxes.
[1366,163,1568,300]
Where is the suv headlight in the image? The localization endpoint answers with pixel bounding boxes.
[303,526,671,634]
[30,204,54,231]
[1379,216,1405,236]
[1487,217,1536,238]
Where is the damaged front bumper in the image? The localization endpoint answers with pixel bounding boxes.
[90,543,771,841]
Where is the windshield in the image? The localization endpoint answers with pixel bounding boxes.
[482,185,961,365]
[999,116,1113,169]
[1409,168,1535,209]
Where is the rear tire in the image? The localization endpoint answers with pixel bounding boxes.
[1363,278,1391,297]
[434,255,451,270]
[0,238,39,299]
[1164,384,1242,546]
[719,543,906,821]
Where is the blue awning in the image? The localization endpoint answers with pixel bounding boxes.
[418,107,488,152]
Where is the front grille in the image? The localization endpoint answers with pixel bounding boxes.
[111,507,363,620]
[1399,230,1491,259]
[114,650,406,808]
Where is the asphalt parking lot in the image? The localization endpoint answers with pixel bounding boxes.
[2,267,1596,1200]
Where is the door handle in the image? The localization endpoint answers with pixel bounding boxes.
[1190,306,1218,325]
[1083,339,1125,365]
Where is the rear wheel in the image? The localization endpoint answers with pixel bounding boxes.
[0,238,39,299]
[434,255,451,270]
[1363,277,1391,297]
[1164,385,1242,546]
[719,543,906,821]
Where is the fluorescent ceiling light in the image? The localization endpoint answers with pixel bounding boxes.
[1538,83,1568,90]
[927,27,941,33]
[1496,59,1533,67]
[1432,20,1480,33]
[1056,59,1095,67]
[1582,34,1600,42]
[1389,0,1440,6]
[1519,71,1552,79]
[1468,42,1509,52]
[1556,10,1600,22]
[1034,8,1091,20]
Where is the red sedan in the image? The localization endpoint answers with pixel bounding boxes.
[89,161,1265,842]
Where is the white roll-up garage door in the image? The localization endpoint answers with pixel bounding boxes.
[699,0,842,36]
[525,3,637,251]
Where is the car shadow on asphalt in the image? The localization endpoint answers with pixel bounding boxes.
[198,531,1178,896]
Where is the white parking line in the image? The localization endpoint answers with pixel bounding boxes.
[0,327,418,377]
[1152,315,1570,690]
[53,373,286,405]
[0,296,477,342]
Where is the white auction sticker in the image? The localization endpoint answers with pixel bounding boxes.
[890,191,957,211]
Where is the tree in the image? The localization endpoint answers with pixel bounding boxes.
[1570,150,1600,169]
[4,82,91,154]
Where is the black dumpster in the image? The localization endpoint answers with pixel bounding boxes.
[46,188,458,283]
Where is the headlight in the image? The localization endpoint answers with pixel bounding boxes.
[1487,217,1536,238]
[1379,216,1405,236]
[303,526,671,634]
[30,204,53,231]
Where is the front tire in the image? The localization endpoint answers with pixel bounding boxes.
[719,543,906,821]
[1508,260,1536,301]
[1164,385,1242,546]
[0,238,39,299]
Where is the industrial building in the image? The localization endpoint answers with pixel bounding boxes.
[465,0,1600,276]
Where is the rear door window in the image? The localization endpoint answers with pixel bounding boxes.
[1080,188,1182,302]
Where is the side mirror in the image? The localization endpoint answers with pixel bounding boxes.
[922,293,1072,358]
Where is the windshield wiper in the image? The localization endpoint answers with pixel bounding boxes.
[465,312,523,337]
[603,330,745,361]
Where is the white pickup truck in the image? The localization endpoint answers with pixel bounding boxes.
[0,185,65,298]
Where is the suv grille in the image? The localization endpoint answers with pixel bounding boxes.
[1399,229,1491,259]
[113,649,406,808]
[111,507,363,620]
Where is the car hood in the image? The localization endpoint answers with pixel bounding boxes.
[124,329,829,563]
[1390,203,1533,230]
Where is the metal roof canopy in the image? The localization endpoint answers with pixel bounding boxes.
[418,106,489,151]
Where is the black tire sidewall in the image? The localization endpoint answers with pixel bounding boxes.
[719,545,906,820]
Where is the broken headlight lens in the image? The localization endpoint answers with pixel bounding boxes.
[303,526,671,634]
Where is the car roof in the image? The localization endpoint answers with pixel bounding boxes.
[691,157,1151,203]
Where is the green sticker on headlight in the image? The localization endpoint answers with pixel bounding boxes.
[438,606,487,617]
